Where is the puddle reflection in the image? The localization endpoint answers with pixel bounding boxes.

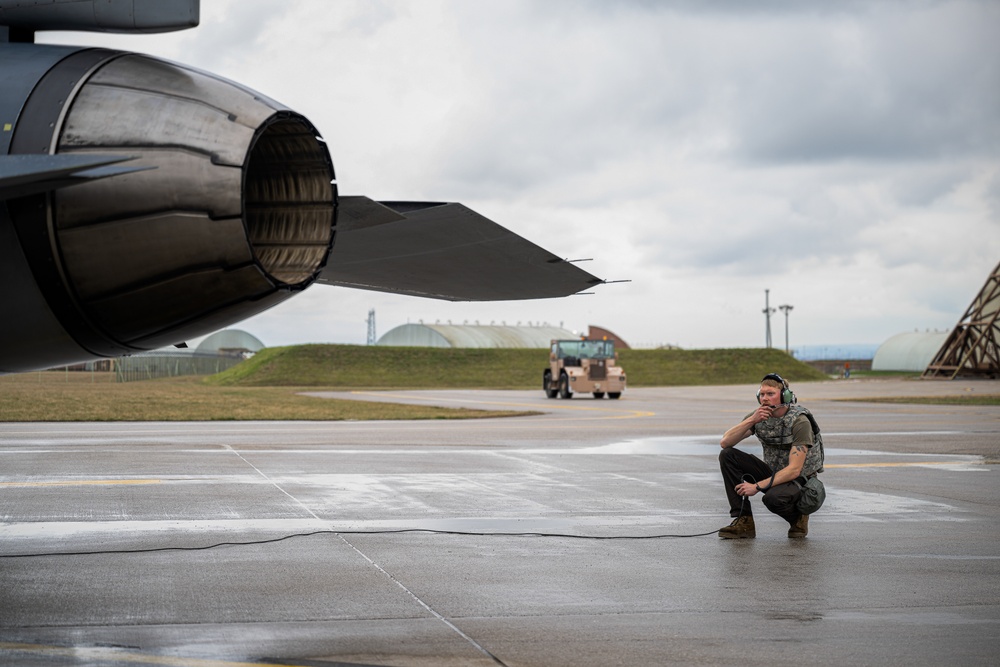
[579,436,758,457]
[572,437,979,462]
[339,513,699,534]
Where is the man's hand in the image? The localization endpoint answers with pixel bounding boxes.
[737,446,807,496]
[752,404,775,424]
[720,403,777,449]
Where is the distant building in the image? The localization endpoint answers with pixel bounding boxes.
[196,329,265,357]
[791,344,880,361]
[790,343,879,375]
[113,329,264,381]
[587,325,630,349]
[872,332,950,372]
[377,323,576,348]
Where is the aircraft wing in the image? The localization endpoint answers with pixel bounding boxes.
[0,0,199,34]
[0,14,604,373]
[320,196,603,301]
[0,154,148,199]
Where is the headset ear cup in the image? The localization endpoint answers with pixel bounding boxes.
[756,390,762,404]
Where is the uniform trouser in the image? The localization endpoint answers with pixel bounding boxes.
[719,447,801,523]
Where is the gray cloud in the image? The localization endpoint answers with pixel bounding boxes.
[35,0,1000,348]
[727,3,999,163]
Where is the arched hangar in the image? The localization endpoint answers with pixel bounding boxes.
[377,323,576,349]
[871,332,950,372]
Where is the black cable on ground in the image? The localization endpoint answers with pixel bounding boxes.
[3,478,759,559]
[0,525,726,559]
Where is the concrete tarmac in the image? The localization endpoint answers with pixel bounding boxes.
[1,379,998,666]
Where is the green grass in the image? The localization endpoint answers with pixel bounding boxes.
[207,345,545,388]
[0,347,831,422]
[9,347,991,422]
[620,347,827,386]
[839,395,1000,406]
[0,374,533,422]
[208,344,827,388]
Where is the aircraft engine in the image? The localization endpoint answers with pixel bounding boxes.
[1,45,336,371]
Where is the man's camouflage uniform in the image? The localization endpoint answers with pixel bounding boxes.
[720,405,824,523]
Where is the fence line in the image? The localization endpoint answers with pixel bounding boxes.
[113,352,246,383]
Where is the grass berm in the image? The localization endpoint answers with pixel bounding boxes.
[5,346,995,421]
[207,344,827,388]
[1,346,829,421]
[4,345,997,423]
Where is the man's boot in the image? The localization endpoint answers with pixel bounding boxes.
[788,513,809,538]
[719,515,755,539]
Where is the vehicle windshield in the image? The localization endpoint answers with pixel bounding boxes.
[554,340,615,359]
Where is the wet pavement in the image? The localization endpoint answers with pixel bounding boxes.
[0,380,998,666]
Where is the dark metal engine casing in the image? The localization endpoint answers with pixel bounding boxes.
[0,45,336,371]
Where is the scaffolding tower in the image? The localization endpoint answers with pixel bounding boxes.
[922,261,1000,379]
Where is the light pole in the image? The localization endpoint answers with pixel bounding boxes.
[366,309,376,346]
[778,304,794,354]
[763,289,776,348]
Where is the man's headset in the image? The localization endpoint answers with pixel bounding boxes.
[756,372,796,405]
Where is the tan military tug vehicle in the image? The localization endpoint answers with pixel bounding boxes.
[544,339,626,399]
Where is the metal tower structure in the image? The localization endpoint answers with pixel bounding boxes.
[779,304,794,354]
[923,261,1000,379]
[366,309,377,346]
[763,289,776,348]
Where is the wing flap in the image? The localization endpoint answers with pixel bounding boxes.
[318,196,602,301]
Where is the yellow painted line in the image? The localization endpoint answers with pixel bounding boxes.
[0,642,305,666]
[0,479,161,488]
[349,391,656,419]
[826,461,982,469]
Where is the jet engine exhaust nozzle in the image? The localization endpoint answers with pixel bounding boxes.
[15,51,336,354]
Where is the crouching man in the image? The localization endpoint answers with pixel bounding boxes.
[718,373,825,539]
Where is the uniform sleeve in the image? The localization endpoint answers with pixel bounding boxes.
[792,415,814,447]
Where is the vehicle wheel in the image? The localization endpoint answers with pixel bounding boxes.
[559,373,573,399]
[543,370,557,398]
[608,392,621,399]
[593,392,605,399]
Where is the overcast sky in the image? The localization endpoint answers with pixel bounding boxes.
[42,0,1000,350]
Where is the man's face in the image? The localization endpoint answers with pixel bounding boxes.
[758,384,781,407]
